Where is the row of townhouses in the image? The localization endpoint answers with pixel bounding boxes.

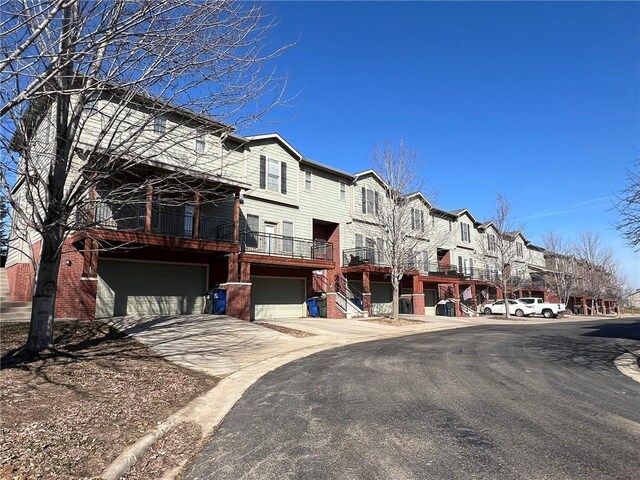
[6,89,618,321]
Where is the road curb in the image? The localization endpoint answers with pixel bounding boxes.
[614,350,640,384]
[99,322,468,480]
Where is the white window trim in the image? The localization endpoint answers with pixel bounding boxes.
[195,131,206,154]
[339,181,346,200]
[267,158,280,192]
[305,171,312,191]
[153,115,167,134]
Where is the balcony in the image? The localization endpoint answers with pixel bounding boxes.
[82,203,236,245]
[241,231,333,262]
[343,247,386,267]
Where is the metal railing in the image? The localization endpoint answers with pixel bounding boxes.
[343,247,386,267]
[88,203,235,242]
[241,230,333,261]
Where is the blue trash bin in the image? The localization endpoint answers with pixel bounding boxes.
[351,297,364,310]
[306,298,319,317]
[213,288,227,315]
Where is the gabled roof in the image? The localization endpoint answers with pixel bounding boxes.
[504,230,530,244]
[406,191,433,209]
[246,133,304,160]
[247,133,355,180]
[448,208,479,223]
[353,169,390,189]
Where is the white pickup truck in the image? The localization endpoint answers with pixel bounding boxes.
[517,297,566,318]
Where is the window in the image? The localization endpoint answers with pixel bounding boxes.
[431,215,435,228]
[422,251,429,271]
[355,233,363,249]
[458,256,464,273]
[449,220,452,232]
[153,115,166,134]
[245,214,259,248]
[305,171,312,190]
[460,223,471,243]
[339,182,346,200]
[361,187,379,215]
[259,155,287,194]
[195,130,205,154]
[411,208,425,231]
[267,159,279,191]
[516,242,524,257]
[282,221,294,254]
[488,234,496,252]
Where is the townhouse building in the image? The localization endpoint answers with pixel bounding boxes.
[6,90,614,321]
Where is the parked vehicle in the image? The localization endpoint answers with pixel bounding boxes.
[517,297,566,318]
[482,299,536,317]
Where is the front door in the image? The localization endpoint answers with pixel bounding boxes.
[264,223,276,254]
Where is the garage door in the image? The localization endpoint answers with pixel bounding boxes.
[96,260,207,317]
[371,281,393,315]
[251,276,306,320]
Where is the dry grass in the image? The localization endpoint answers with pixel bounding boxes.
[0,321,218,480]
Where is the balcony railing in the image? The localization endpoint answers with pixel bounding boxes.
[241,230,333,261]
[88,203,235,243]
[343,247,386,267]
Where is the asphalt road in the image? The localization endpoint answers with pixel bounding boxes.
[186,319,640,480]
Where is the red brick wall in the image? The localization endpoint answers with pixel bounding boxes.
[7,263,33,301]
[326,292,346,319]
[224,282,251,321]
[412,294,425,315]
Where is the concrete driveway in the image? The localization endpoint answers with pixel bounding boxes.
[106,315,451,377]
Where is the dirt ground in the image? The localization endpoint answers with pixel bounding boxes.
[254,322,316,338]
[0,321,218,480]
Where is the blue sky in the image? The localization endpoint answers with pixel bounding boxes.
[256,1,640,287]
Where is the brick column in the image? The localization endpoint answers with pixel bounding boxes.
[582,297,588,316]
[453,283,461,317]
[240,261,250,283]
[412,276,425,315]
[223,282,251,321]
[362,293,372,315]
[326,292,346,319]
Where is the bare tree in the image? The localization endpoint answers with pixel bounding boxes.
[1,0,285,353]
[574,231,616,314]
[369,140,424,319]
[478,194,529,318]
[616,160,640,250]
[541,231,578,306]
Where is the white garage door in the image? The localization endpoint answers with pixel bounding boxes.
[371,281,393,315]
[96,260,207,317]
[251,276,306,320]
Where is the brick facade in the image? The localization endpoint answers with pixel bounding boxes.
[223,282,251,321]
[326,292,346,319]
[7,263,33,301]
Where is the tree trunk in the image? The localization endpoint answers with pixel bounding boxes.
[503,281,510,318]
[392,275,400,320]
[25,231,64,353]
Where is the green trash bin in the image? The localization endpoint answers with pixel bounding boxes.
[317,297,327,318]
[447,301,456,317]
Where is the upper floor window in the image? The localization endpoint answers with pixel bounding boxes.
[259,155,287,194]
[361,187,379,215]
[195,130,205,154]
[305,171,312,190]
[449,220,452,232]
[488,234,496,252]
[516,242,524,257]
[411,207,425,232]
[153,115,167,134]
[339,181,346,200]
[460,223,471,243]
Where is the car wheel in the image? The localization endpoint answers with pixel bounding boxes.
[542,309,553,318]
[483,307,492,315]
[515,309,524,317]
